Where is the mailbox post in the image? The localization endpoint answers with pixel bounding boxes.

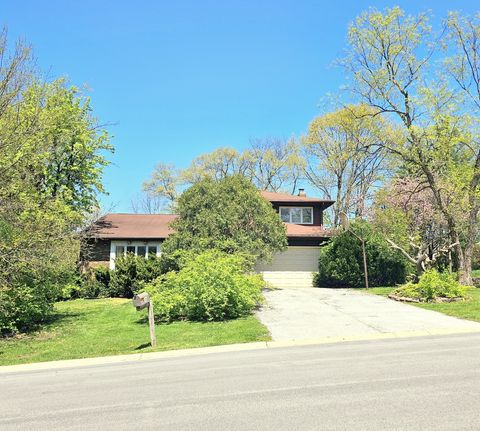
[132,292,157,347]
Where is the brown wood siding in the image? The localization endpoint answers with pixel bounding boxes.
[82,239,111,263]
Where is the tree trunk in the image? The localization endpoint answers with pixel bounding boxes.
[459,206,479,286]
[460,153,480,286]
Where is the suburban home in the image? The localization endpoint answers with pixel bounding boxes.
[84,189,334,287]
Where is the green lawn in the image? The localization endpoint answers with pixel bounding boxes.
[359,287,480,323]
[0,299,270,366]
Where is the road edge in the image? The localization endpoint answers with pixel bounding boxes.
[2,327,480,374]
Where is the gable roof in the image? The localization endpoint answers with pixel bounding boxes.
[90,213,177,239]
[260,190,334,207]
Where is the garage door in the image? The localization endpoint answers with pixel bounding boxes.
[255,246,320,288]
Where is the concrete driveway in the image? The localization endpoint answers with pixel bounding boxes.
[257,288,480,341]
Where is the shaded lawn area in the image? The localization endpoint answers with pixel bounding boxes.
[358,287,480,323]
[0,298,270,366]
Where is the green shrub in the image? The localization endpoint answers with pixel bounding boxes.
[0,283,56,335]
[109,254,163,298]
[392,269,466,301]
[93,266,111,291]
[58,266,112,300]
[0,260,76,334]
[316,221,410,288]
[145,250,265,322]
[60,278,103,300]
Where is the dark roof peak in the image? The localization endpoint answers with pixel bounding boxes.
[260,190,334,205]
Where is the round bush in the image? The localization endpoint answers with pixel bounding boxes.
[145,250,265,321]
[0,284,55,335]
[392,270,466,301]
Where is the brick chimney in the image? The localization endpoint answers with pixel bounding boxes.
[298,188,306,197]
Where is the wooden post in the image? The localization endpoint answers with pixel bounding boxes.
[148,302,157,348]
[361,238,369,289]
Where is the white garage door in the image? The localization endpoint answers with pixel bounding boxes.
[256,246,320,288]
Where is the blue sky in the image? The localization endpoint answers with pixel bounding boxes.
[3,0,479,212]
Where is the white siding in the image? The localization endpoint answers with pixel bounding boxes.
[256,246,319,288]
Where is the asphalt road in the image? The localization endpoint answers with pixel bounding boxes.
[2,333,480,430]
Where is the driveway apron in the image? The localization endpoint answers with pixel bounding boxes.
[256,288,480,341]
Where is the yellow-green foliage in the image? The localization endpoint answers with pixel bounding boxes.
[392,270,467,302]
[145,250,265,322]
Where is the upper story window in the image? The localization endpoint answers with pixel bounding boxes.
[279,207,313,224]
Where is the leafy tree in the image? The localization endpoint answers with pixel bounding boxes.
[0,33,112,333]
[182,147,252,184]
[316,221,410,288]
[246,137,304,193]
[162,175,287,261]
[444,12,480,283]
[19,80,112,211]
[141,162,181,212]
[372,179,454,276]
[342,6,480,284]
[303,104,388,226]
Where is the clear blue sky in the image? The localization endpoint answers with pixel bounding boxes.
[3,1,479,212]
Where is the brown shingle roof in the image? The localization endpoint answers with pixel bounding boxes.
[91,213,332,240]
[90,188,337,242]
[260,190,334,206]
[90,214,178,239]
[285,223,332,238]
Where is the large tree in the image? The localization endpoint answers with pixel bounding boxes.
[303,104,388,226]
[162,175,287,261]
[371,178,454,276]
[343,6,480,284]
[0,32,112,332]
[246,137,304,193]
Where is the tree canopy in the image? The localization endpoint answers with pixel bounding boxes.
[0,31,112,333]
[162,175,287,261]
[342,6,480,284]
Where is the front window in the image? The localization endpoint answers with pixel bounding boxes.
[279,207,313,224]
[113,243,160,260]
[302,208,312,223]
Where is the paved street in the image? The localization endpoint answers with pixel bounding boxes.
[2,333,480,430]
[257,288,480,340]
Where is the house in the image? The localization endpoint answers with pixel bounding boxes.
[84,189,334,287]
[254,190,333,287]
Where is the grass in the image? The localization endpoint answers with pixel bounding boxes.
[358,286,480,323]
[0,298,270,366]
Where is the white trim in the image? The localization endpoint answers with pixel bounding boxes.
[109,240,162,269]
[279,206,314,224]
